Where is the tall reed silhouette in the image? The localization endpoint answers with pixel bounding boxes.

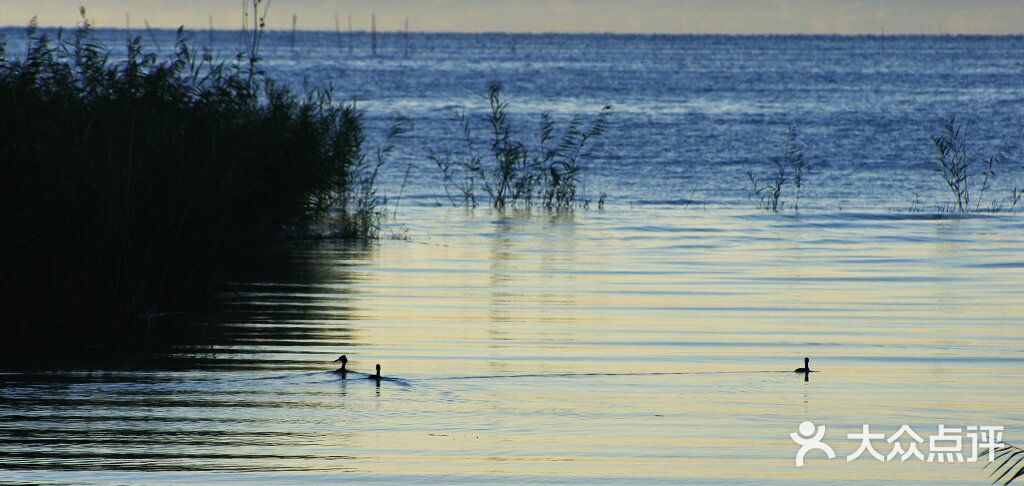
[747,126,807,212]
[429,83,611,210]
[371,13,377,57]
[988,443,1024,485]
[930,115,1021,213]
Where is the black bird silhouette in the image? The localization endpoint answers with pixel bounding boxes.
[794,357,812,373]
[333,355,348,375]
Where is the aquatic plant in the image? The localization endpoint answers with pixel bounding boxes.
[240,0,273,84]
[429,82,611,210]
[327,116,411,239]
[747,126,806,212]
[907,195,925,213]
[987,443,1024,485]
[0,11,388,331]
[748,161,787,212]
[788,128,808,211]
[930,115,1021,213]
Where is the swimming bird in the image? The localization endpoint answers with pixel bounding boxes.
[370,364,381,381]
[333,355,348,375]
[794,357,812,373]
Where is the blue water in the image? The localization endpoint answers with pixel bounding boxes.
[239,32,1024,210]
[6,29,1023,210]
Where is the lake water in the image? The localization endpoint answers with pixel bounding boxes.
[1,30,1023,484]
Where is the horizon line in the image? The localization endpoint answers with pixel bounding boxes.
[2,24,1022,37]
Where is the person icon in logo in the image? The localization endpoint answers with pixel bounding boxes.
[790,421,836,467]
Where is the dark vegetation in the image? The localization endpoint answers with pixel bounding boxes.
[0,10,390,334]
[989,443,1024,485]
[429,82,611,210]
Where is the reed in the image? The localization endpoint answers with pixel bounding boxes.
[403,18,410,59]
[325,116,411,239]
[371,13,377,57]
[289,14,297,53]
[986,443,1024,485]
[747,126,806,212]
[0,11,383,331]
[347,15,353,55]
[429,82,611,210]
[930,115,1021,213]
[334,14,343,53]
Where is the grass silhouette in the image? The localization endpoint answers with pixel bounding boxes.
[0,11,389,332]
[429,82,611,210]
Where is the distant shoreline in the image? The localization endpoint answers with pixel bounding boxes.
[0,26,1022,38]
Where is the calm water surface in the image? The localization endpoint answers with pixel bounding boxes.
[2,207,1023,484]
[1,31,1023,484]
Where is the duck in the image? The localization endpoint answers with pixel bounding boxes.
[369,364,381,381]
[333,355,348,375]
[794,357,812,373]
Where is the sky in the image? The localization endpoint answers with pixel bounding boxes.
[2,0,1023,35]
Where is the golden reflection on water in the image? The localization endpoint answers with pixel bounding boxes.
[1,207,1022,483]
